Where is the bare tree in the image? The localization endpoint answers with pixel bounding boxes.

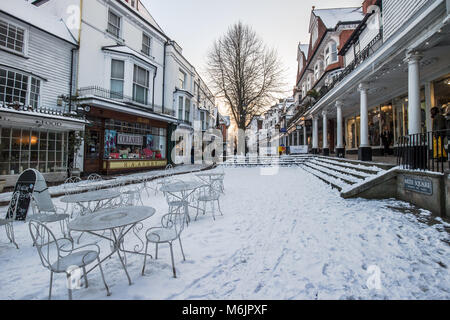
[207,22,285,132]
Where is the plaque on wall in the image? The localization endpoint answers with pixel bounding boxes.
[404,176,433,196]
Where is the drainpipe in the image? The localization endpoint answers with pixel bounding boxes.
[69,48,76,113]
[152,68,157,110]
[162,41,168,114]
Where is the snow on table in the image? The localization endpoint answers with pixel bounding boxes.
[0,167,448,300]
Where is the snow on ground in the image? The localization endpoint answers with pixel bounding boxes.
[0,167,449,300]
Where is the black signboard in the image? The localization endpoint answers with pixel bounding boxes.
[404,176,433,196]
[6,169,36,221]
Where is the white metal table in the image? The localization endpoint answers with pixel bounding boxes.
[68,206,156,285]
[160,180,204,222]
[60,189,121,215]
[195,172,225,184]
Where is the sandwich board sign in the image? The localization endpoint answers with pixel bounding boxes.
[6,169,53,221]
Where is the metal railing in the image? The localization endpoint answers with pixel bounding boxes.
[397,129,449,173]
[77,86,175,117]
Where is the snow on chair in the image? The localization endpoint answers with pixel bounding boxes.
[28,220,110,300]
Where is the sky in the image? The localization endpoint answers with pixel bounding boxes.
[142,0,363,113]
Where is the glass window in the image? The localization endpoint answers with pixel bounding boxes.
[133,65,149,105]
[30,78,40,108]
[178,96,184,120]
[178,70,186,89]
[107,10,121,38]
[185,98,190,123]
[0,69,28,105]
[142,33,152,56]
[0,19,25,54]
[110,59,124,98]
[368,107,381,146]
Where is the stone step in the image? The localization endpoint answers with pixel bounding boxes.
[314,157,383,175]
[303,162,357,185]
[300,164,345,192]
[309,159,370,180]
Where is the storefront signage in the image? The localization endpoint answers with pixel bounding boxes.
[117,133,143,146]
[404,176,433,195]
[106,159,167,170]
[290,145,309,154]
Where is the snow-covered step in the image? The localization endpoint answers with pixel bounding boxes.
[308,159,371,180]
[315,157,383,175]
[303,162,359,185]
[300,164,347,191]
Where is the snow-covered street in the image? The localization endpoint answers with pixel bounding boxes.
[0,167,449,300]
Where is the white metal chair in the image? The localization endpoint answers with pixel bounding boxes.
[120,183,145,207]
[0,192,21,249]
[194,180,223,221]
[155,164,175,195]
[87,173,103,190]
[142,211,187,278]
[28,194,70,237]
[62,177,82,218]
[28,220,110,300]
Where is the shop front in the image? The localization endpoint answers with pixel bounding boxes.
[0,106,86,187]
[84,107,169,175]
[343,74,450,156]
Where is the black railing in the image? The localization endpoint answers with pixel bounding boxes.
[77,86,175,117]
[397,129,449,173]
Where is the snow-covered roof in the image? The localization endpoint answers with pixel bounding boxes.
[0,1,77,45]
[299,44,309,58]
[314,7,364,29]
[102,45,157,69]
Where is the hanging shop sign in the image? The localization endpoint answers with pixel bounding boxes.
[117,133,143,146]
[404,176,433,196]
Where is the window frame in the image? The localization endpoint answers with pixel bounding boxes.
[0,67,41,107]
[107,9,122,39]
[110,59,125,98]
[0,18,28,56]
[142,32,152,57]
[132,64,150,105]
[178,69,186,90]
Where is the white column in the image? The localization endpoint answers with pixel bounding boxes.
[303,125,307,145]
[359,83,370,147]
[297,130,300,146]
[336,100,344,149]
[312,116,319,149]
[406,52,423,135]
[322,111,328,149]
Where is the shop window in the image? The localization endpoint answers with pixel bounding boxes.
[0,128,66,175]
[0,19,25,54]
[133,65,149,105]
[110,59,124,98]
[368,107,381,146]
[104,120,167,161]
